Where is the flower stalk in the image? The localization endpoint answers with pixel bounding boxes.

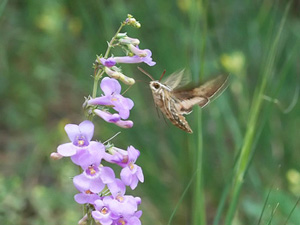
[51,14,155,225]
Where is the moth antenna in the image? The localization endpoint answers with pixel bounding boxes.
[159,69,166,82]
[137,67,155,81]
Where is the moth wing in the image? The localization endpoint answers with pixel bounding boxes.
[172,75,228,114]
[163,70,191,90]
[194,74,228,101]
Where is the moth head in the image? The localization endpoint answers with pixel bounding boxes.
[149,81,161,92]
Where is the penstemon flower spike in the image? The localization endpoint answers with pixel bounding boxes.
[51,14,155,225]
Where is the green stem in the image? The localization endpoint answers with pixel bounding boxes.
[104,23,125,58]
[91,22,125,99]
[190,0,208,223]
[92,69,104,98]
[192,109,205,225]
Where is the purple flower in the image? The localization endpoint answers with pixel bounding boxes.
[99,57,117,67]
[71,141,105,168]
[88,78,134,119]
[126,44,156,66]
[109,194,141,216]
[113,48,156,66]
[127,44,148,57]
[92,197,118,225]
[57,120,94,157]
[113,214,142,225]
[106,179,141,216]
[103,147,130,167]
[73,165,115,194]
[120,146,144,189]
[94,109,134,128]
[107,178,126,197]
[74,189,101,205]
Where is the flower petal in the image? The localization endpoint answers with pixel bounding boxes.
[100,167,116,184]
[100,77,121,95]
[94,110,121,123]
[74,193,100,204]
[130,176,139,190]
[128,216,141,225]
[107,179,126,197]
[57,143,77,157]
[88,95,112,106]
[136,166,144,183]
[78,120,94,141]
[73,173,90,191]
[99,57,116,67]
[115,119,134,128]
[89,177,105,193]
[120,167,132,186]
[127,146,140,162]
[64,124,80,142]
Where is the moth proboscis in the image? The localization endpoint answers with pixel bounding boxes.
[138,67,229,133]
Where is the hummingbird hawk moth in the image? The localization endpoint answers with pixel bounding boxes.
[138,67,228,133]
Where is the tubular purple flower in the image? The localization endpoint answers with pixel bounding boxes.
[74,189,101,204]
[88,78,134,119]
[94,110,134,129]
[92,197,118,224]
[104,146,130,167]
[121,164,144,190]
[127,44,149,57]
[106,180,141,216]
[108,194,140,216]
[115,119,134,129]
[94,109,121,123]
[120,146,144,190]
[57,120,95,157]
[114,53,156,66]
[114,214,142,225]
[99,57,116,67]
[71,141,105,168]
[73,165,115,194]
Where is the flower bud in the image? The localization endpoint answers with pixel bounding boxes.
[116,32,127,38]
[104,67,135,85]
[78,214,88,225]
[50,152,63,160]
[125,14,141,28]
[119,37,140,45]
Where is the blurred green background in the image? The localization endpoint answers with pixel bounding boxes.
[0,0,299,224]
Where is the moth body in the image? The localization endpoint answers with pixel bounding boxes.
[148,70,228,133]
[149,81,193,133]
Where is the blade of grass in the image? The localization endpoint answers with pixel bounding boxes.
[214,47,296,223]
[224,2,292,224]
[283,197,300,225]
[189,0,208,224]
[266,203,280,225]
[0,0,7,18]
[167,169,198,225]
[257,184,274,225]
[192,109,205,225]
